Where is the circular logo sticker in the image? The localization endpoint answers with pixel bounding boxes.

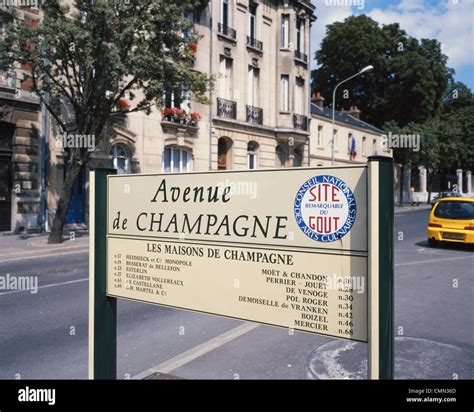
[294,175,357,243]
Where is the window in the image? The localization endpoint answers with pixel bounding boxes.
[281,14,289,48]
[347,133,353,153]
[362,136,367,154]
[183,11,193,23]
[111,144,131,174]
[276,144,287,167]
[181,11,194,41]
[180,84,191,112]
[317,126,323,146]
[434,201,474,220]
[373,138,378,155]
[221,0,230,27]
[280,75,289,112]
[247,141,259,169]
[219,56,233,100]
[296,18,304,53]
[218,137,232,170]
[333,129,338,148]
[295,77,305,115]
[163,84,190,111]
[249,3,257,40]
[163,147,192,173]
[293,146,303,167]
[248,66,259,107]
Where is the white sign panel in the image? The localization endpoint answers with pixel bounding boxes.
[106,167,368,341]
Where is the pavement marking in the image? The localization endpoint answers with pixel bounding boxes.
[0,278,87,296]
[395,255,474,267]
[132,322,260,380]
[0,249,88,263]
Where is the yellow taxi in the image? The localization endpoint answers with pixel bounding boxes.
[428,197,474,246]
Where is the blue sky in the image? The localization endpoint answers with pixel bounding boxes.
[311,0,474,89]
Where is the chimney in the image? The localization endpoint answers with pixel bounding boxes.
[311,92,325,108]
[348,105,361,119]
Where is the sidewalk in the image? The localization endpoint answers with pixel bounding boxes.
[0,232,89,261]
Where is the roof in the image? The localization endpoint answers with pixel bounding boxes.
[311,103,384,135]
[435,197,474,202]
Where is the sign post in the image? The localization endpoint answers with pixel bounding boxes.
[368,156,394,379]
[88,169,117,379]
[88,162,394,380]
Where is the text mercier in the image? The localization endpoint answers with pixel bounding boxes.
[112,179,288,239]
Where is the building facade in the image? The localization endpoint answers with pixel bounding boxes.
[309,93,391,166]
[42,0,317,231]
[0,6,42,232]
[1,1,395,233]
[124,0,316,178]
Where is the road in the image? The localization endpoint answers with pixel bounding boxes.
[0,209,472,379]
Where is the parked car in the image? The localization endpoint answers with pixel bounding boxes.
[427,197,474,246]
[430,191,463,207]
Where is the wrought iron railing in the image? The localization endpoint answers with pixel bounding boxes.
[247,36,263,51]
[293,113,309,131]
[218,23,236,40]
[217,98,237,119]
[246,105,263,125]
[294,50,308,63]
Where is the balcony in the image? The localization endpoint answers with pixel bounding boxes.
[293,114,309,131]
[246,105,263,125]
[294,50,308,64]
[161,108,200,131]
[247,36,263,52]
[218,23,236,41]
[217,98,237,119]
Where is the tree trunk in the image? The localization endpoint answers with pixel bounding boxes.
[47,160,82,244]
[399,162,405,206]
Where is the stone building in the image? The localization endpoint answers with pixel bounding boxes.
[125,0,316,176]
[49,0,317,230]
[2,1,317,232]
[309,93,391,166]
[0,7,42,232]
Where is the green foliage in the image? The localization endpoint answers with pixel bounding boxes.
[384,94,474,180]
[0,0,211,242]
[312,15,451,128]
[443,80,474,114]
[313,14,473,175]
[0,0,210,144]
[439,105,474,171]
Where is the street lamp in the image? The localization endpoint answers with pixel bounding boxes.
[331,65,373,165]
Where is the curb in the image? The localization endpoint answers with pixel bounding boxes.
[0,245,88,261]
[394,206,431,214]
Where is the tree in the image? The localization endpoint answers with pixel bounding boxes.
[439,106,474,173]
[443,80,474,114]
[383,121,421,205]
[311,15,451,128]
[412,120,440,203]
[0,0,210,243]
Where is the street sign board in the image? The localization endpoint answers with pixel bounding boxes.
[106,167,368,341]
